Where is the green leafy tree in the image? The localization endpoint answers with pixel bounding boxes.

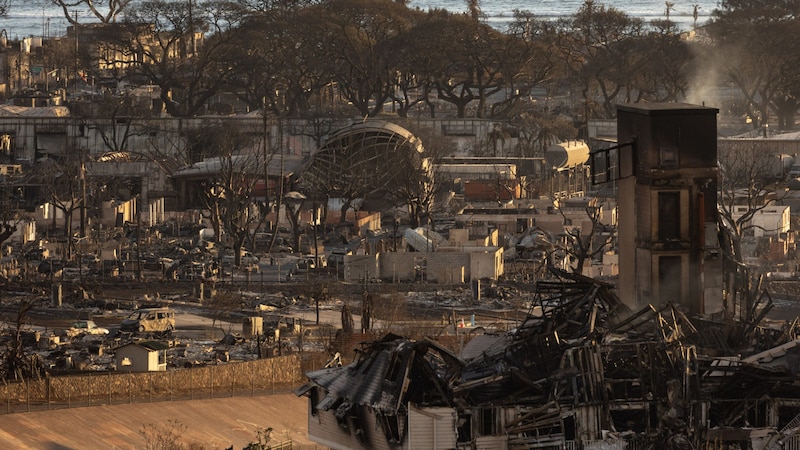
[309,0,415,118]
[553,0,646,125]
[108,0,246,117]
[225,4,330,116]
[49,0,133,25]
[491,10,558,119]
[412,11,511,118]
[706,0,800,129]
[628,22,692,103]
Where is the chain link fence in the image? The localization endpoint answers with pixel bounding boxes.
[0,355,308,414]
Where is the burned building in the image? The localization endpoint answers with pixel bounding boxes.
[298,268,800,449]
[296,104,800,449]
[615,103,723,315]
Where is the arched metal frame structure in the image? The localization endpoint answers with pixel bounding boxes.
[301,121,429,207]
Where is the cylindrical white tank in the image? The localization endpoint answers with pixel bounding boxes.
[546,140,590,169]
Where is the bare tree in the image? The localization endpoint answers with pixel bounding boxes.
[391,124,451,228]
[139,419,208,450]
[191,124,266,267]
[37,153,85,260]
[302,123,430,225]
[72,92,154,155]
[1,300,46,381]
[48,0,133,25]
[717,140,785,317]
[0,171,20,248]
[555,197,615,275]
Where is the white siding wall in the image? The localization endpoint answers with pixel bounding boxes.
[406,405,457,450]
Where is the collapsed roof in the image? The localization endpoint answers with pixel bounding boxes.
[297,268,800,449]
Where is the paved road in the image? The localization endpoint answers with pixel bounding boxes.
[0,393,316,449]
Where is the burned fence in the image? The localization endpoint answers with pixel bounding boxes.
[298,269,800,449]
[0,355,303,414]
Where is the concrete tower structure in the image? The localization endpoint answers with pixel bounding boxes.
[616,103,723,314]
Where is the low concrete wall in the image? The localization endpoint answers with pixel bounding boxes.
[379,253,416,282]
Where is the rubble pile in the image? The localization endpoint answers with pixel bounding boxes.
[298,268,800,449]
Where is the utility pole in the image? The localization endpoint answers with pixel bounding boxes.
[136,196,142,282]
[80,150,86,239]
[73,10,79,99]
[262,96,270,243]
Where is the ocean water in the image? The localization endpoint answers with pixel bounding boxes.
[410,0,718,31]
[2,0,718,40]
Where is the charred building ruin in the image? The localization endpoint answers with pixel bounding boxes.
[296,104,800,450]
[616,103,723,315]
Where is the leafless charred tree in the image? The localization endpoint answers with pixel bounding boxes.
[386,125,448,229]
[1,299,46,381]
[555,198,615,275]
[72,92,155,155]
[36,152,85,260]
[718,140,785,318]
[139,419,208,450]
[191,123,265,267]
[0,174,19,248]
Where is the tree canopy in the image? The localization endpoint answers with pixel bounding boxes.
[39,0,711,127]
